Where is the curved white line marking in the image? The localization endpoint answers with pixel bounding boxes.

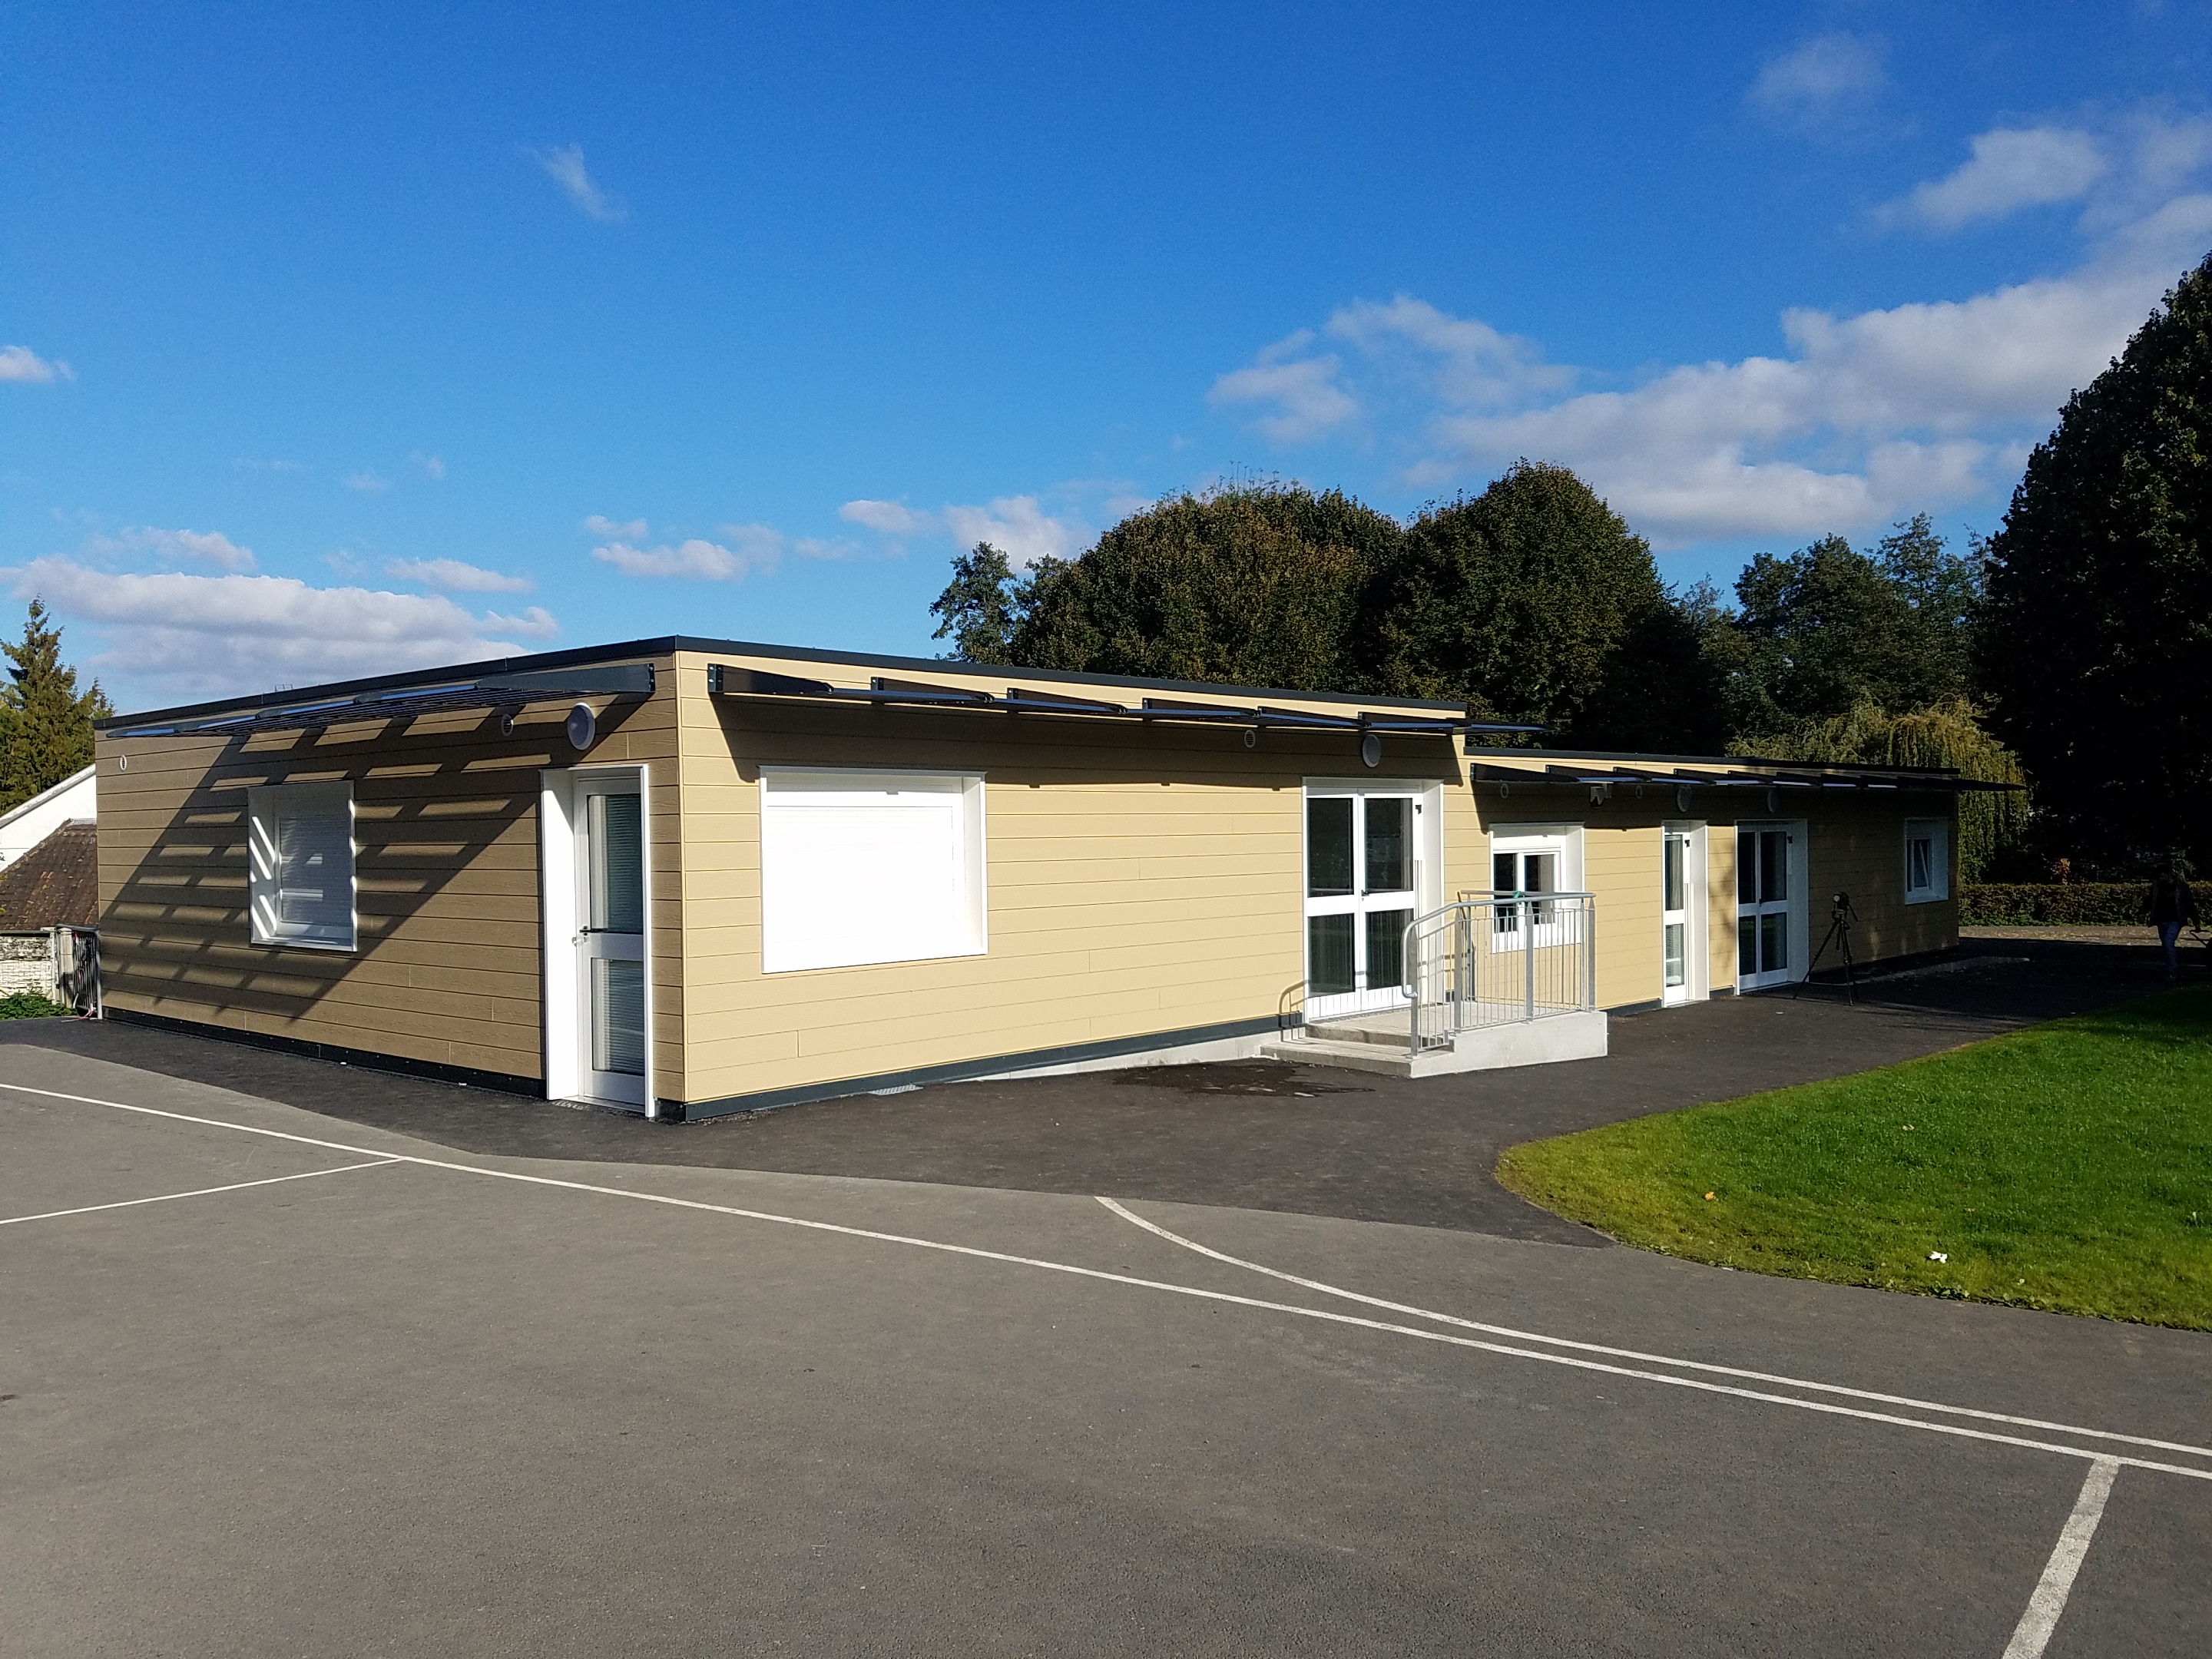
[1096,1196,2212,1466]
[5,1080,2209,1483]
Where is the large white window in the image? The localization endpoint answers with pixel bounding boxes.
[1905,817,1949,903]
[1487,825,1580,949]
[760,770,986,973]
[248,782,356,950]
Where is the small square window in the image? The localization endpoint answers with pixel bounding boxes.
[249,782,357,949]
[1904,817,1949,904]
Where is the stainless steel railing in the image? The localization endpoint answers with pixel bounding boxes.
[1404,892,1597,1055]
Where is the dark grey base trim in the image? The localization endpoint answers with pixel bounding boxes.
[104,1008,542,1098]
[662,1014,1288,1124]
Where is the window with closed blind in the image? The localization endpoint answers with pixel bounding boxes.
[760,770,985,972]
[248,781,357,950]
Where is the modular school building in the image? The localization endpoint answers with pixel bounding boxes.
[94,637,1972,1121]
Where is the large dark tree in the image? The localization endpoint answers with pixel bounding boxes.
[1356,461,1722,747]
[929,542,1021,663]
[1007,482,1398,689]
[0,599,111,812]
[1719,528,1973,733]
[1979,251,2212,870]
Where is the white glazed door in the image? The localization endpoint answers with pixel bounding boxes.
[1736,824,1796,991]
[1304,791,1419,1021]
[1662,829,1693,1005]
[577,781,647,1106]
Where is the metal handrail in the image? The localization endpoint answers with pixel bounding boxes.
[1402,891,1597,1056]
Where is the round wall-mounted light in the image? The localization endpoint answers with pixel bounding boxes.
[1676,783,1693,813]
[1764,785,1780,813]
[1359,733,1382,769]
[565,703,598,752]
[1242,727,1258,749]
[499,708,518,738]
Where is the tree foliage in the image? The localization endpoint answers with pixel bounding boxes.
[1734,697,2029,882]
[929,542,1021,664]
[0,600,111,813]
[1979,251,2212,872]
[1008,482,1396,689]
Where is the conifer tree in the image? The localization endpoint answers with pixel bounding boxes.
[0,600,112,812]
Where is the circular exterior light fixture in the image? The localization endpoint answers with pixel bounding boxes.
[565,702,598,752]
[1360,733,1382,769]
[1764,785,1780,813]
[1676,783,1693,813]
[1243,727,1258,749]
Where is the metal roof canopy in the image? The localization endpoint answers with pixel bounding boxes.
[707,664,1538,736]
[108,664,656,738]
[1469,760,2018,793]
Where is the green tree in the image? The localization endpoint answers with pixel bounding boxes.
[0,599,111,811]
[929,542,1021,663]
[1006,482,1396,689]
[1357,461,1721,746]
[1734,696,2029,882]
[1979,250,2212,872]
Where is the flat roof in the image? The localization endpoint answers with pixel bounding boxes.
[97,633,1470,731]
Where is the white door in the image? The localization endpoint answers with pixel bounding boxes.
[1736,823,1798,991]
[1662,827,1694,1005]
[577,780,647,1106]
[1305,790,1420,1020]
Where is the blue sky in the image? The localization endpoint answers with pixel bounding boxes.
[5,2,2211,711]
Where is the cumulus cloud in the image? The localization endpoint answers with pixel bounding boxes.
[1879,127,2110,231]
[1,345,73,384]
[1214,161,2212,546]
[483,605,560,639]
[1747,33,1889,134]
[590,519,786,581]
[839,494,1091,567]
[1208,332,1361,442]
[87,526,257,572]
[386,557,533,594]
[342,472,389,493]
[531,144,626,223]
[409,451,447,480]
[582,515,647,541]
[3,560,555,704]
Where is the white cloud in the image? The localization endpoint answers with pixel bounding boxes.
[234,456,305,475]
[582,515,647,541]
[342,472,389,493]
[1880,127,2110,231]
[531,144,626,223]
[3,560,553,704]
[386,557,533,594]
[483,605,559,639]
[1217,172,2212,548]
[591,522,782,581]
[838,494,1091,567]
[1747,34,1889,134]
[0,345,71,384]
[85,526,259,572]
[1208,332,1361,442]
[839,499,932,536]
[409,451,447,480]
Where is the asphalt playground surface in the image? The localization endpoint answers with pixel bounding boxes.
[5,934,2210,1654]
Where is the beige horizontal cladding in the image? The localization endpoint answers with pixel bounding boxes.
[96,660,683,1093]
[1464,767,1958,1004]
[671,647,1462,1105]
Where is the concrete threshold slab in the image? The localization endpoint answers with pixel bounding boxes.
[1264,1009,1608,1077]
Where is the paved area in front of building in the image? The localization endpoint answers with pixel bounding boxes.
[6,932,2175,1242]
[3,1040,2208,1657]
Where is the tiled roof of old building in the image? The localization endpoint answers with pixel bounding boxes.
[0,821,98,929]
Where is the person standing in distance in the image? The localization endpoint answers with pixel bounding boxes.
[2148,866,2200,981]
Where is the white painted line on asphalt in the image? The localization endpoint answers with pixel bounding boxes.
[7,1078,2212,1485]
[1096,1197,2212,1466]
[2001,1458,2120,1659]
[0,1158,401,1229]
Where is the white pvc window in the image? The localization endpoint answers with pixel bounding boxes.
[760,770,986,972]
[248,781,356,950]
[1488,826,1579,950]
[1905,817,1949,903]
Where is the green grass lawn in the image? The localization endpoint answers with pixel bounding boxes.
[1496,987,2212,1330]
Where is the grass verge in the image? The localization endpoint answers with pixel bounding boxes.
[1496,987,2212,1330]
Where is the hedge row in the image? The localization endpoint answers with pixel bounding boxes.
[1959,882,2212,926]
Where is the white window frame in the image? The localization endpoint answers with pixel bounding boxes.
[247,781,357,952]
[760,767,988,974]
[1905,816,1949,904]
[1485,823,1582,952]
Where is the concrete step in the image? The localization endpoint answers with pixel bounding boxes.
[1265,1010,1610,1078]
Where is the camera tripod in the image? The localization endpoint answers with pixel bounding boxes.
[1797,892,1859,1002]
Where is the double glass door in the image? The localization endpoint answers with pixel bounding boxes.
[1737,824,1795,990]
[1305,791,1419,1020]
[577,780,647,1105]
